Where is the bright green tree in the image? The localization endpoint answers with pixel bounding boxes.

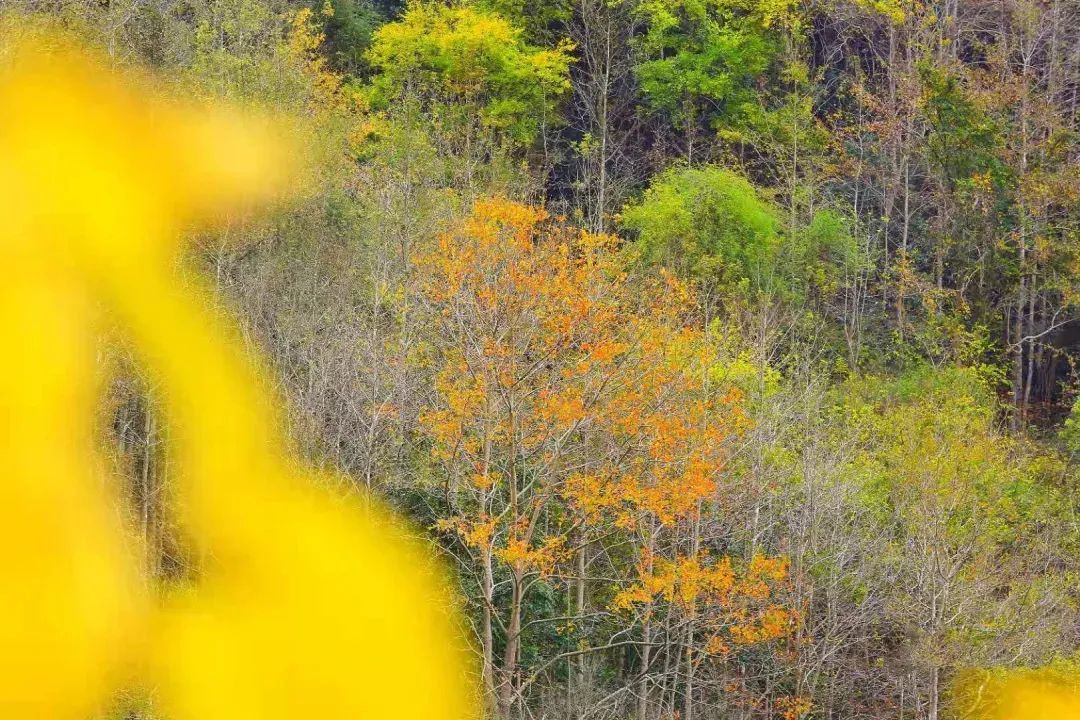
[632,0,784,156]
[621,165,781,293]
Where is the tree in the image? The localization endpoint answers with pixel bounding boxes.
[365,2,574,149]
[414,198,638,717]
[631,0,782,159]
[621,165,782,301]
[414,198,790,719]
[826,367,1077,719]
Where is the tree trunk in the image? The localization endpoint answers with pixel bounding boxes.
[498,564,524,719]
[482,546,498,717]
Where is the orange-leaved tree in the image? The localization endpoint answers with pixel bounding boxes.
[414,198,791,718]
[415,198,632,716]
[562,305,794,720]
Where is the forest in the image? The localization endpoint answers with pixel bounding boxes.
[3,0,1079,717]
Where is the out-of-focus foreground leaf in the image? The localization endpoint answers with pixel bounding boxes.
[0,26,475,720]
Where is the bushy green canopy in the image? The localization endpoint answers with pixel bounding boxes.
[365,3,573,146]
[632,0,778,132]
[621,165,781,291]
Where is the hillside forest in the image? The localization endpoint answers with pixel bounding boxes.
[4,0,1080,718]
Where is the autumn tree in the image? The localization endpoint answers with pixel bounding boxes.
[414,198,635,716]
[414,198,797,719]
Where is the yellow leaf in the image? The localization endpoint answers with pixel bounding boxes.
[0,28,476,720]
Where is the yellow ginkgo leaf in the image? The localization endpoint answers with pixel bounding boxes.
[992,679,1080,720]
[0,26,476,720]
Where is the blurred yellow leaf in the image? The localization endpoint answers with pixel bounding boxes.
[991,679,1080,720]
[0,27,475,720]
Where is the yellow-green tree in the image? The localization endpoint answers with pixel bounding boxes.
[365,3,573,148]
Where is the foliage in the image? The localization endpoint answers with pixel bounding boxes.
[799,208,862,291]
[622,165,782,293]
[478,0,575,44]
[321,0,386,73]
[922,67,1008,195]
[365,2,573,146]
[632,0,780,137]
[8,0,1080,717]
[414,197,786,714]
[831,366,1077,703]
